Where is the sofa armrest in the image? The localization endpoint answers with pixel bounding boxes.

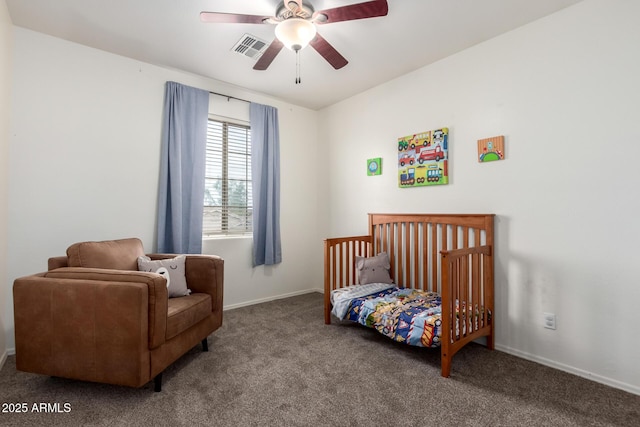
[147,254,224,315]
[15,268,169,350]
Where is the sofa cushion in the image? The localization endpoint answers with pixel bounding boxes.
[137,255,190,298]
[166,293,212,340]
[67,238,145,271]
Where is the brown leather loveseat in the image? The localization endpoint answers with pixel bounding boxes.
[13,238,223,391]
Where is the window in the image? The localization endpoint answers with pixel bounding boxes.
[204,118,252,236]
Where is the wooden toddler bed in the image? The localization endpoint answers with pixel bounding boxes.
[324,213,495,377]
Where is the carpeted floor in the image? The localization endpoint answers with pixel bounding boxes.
[1,292,639,426]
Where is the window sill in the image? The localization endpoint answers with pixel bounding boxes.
[203,234,252,241]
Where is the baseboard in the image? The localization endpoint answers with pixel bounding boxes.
[223,288,322,311]
[496,344,640,396]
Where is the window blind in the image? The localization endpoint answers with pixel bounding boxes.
[204,119,252,236]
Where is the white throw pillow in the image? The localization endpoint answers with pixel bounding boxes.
[137,255,190,298]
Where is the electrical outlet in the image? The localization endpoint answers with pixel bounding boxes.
[543,312,556,330]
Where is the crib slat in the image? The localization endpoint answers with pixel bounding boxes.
[462,254,469,337]
[405,222,411,288]
[442,224,448,252]
[460,256,465,339]
[463,226,470,249]
[353,240,361,284]
[472,252,480,329]
[386,223,391,254]
[348,241,354,286]
[413,222,419,290]
[331,244,337,290]
[431,223,437,292]
[442,225,448,294]
[422,223,428,291]
[388,223,394,282]
[451,255,458,342]
[452,225,458,250]
[397,223,404,287]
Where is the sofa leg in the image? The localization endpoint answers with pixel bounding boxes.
[154,373,162,392]
[202,338,209,352]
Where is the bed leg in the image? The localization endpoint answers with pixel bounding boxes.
[441,354,451,378]
[324,291,332,324]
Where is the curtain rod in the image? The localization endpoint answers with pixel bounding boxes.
[209,91,251,104]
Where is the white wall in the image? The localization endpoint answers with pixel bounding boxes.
[319,0,640,394]
[6,28,323,351]
[0,0,12,366]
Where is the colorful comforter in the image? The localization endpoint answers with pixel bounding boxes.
[332,285,444,348]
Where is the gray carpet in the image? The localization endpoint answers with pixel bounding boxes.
[1,292,639,426]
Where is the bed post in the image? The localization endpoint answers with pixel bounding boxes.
[324,238,332,325]
[485,215,495,350]
[440,250,452,378]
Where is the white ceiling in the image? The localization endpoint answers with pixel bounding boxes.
[6,0,583,110]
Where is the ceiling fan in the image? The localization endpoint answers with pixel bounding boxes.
[200,0,389,72]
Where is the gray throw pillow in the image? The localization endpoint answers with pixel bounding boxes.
[137,255,190,298]
[355,252,393,285]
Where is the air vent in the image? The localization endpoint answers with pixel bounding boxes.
[231,34,269,60]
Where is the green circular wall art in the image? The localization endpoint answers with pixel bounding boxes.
[367,158,382,176]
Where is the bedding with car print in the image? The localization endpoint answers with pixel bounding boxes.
[333,285,444,348]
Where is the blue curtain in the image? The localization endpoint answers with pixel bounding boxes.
[250,102,282,266]
[157,81,209,254]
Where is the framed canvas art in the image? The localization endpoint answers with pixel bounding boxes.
[397,128,449,187]
[478,136,505,162]
[367,158,382,176]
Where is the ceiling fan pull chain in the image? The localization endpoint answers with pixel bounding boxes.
[295,49,301,84]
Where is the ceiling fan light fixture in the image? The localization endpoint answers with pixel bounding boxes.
[275,18,317,51]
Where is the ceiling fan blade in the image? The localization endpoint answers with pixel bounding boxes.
[200,11,273,24]
[312,0,388,25]
[253,39,284,70]
[309,33,348,70]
